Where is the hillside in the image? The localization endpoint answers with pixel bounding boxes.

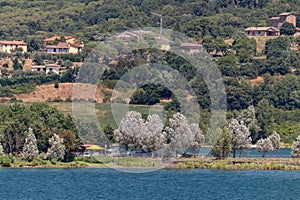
[0,0,299,44]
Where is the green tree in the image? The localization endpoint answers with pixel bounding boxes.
[28,38,40,52]
[13,57,22,70]
[33,54,44,65]
[280,22,297,36]
[211,128,232,159]
[103,124,115,142]
[256,99,274,138]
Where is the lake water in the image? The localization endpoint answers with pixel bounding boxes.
[1,168,300,200]
[197,147,291,158]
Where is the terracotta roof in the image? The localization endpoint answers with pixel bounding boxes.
[43,35,74,42]
[245,27,280,32]
[279,12,293,16]
[46,42,70,49]
[0,40,27,45]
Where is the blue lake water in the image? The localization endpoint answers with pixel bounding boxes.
[197,147,291,158]
[1,168,300,200]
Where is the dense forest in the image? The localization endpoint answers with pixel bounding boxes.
[0,0,299,44]
[0,0,300,147]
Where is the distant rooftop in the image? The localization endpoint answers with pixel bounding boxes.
[245,27,279,32]
[0,40,26,45]
[279,12,294,16]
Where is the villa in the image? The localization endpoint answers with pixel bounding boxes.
[245,12,298,37]
[31,63,60,74]
[0,40,27,53]
[43,35,84,54]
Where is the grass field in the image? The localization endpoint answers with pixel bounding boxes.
[50,102,165,129]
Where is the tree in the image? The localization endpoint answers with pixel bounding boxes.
[140,114,165,155]
[47,134,65,160]
[114,111,144,151]
[103,124,115,142]
[269,131,281,154]
[237,105,261,142]
[114,111,165,155]
[165,113,194,157]
[291,135,300,158]
[256,99,274,138]
[0,142,3,156]
[33,54,44,65]
[28,38,40,52]
[54,81,59,89]
[3,120,26,155]
[189,123,205,153]
[256,138,273,157]
[280,22,297,36]
[13,57,22,70]
[59,130,77,161]
[229,119,252,158]
[22,128,39,161]
[211,128,232,159]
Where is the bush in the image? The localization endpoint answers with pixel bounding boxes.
[54,81,59,89]
[0,155,14,167]
[74,156,101,163]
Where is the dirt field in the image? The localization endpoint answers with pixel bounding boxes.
[16,83,105,103]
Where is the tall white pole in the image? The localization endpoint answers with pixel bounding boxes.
[151,12,163,44]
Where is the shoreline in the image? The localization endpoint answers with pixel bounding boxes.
[2,157,300,170]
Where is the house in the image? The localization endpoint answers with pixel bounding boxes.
[180,42,202,54]
[245,12,297,37]
[45,42,71,54]
[31,63,60,74]
[0,40,27,53]
[106,143,127,157]
[269,12,297,29]
[245,27,280,36]
[43,35,84,54]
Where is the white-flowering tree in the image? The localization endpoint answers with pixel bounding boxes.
[269,131,281,154]
[256,138,273,157]
[114,111,144,151]
[114,111,165,155]
[189,123,205,153]
[229,119,252,158]
[165,113,194,157]
[22,128,39,161]
[47,134,65,160]
[0,142,3,156]
[291,135,300,158]
[237,105,261,141]
[140,114,165,155]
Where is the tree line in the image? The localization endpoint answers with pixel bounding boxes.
[0,103,80,161]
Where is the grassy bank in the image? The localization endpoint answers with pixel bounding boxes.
[176,157,300,170]
[2,155,300,170]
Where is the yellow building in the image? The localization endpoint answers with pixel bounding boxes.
[0,40,27,53]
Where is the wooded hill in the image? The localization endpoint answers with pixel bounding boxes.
[0,0,299,44]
